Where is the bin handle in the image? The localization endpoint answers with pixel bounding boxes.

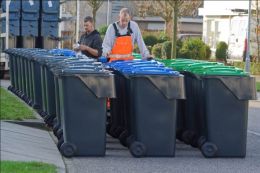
[43,18,59,22]
[22,9,39,13]
[42,9,59,14]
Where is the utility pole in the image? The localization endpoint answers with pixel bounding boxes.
[107,0,110,26]
[76,0,80,43]
[245,0,252,73]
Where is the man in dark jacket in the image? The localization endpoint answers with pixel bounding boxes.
[74,16,102,59]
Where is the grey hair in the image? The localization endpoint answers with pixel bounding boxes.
[120,8,131,16]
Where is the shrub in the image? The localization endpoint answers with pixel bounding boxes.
[161,41,172,59]
[152,43,163,58]
[176,39,183,58]
[215,41,228,61]
[179,38,210,60]
[158,32,170,43]
[205,45,212,60]
[98,25,108,35]
[143,35,158,47]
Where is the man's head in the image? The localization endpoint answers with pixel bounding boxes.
[84,16,94,33]
[118,8,131,28]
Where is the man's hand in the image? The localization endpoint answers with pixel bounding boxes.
[146,56,154,61]
[79,45,89,52]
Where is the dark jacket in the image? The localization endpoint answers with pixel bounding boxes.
[79,30,102,58]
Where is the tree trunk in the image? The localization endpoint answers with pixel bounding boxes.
[171,2,178,59]
[165,19,173,36]
[93,9,97,27]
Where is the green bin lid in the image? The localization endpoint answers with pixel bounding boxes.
[194,66,249,76]
[184,62,224,72]
[132,53,142,59]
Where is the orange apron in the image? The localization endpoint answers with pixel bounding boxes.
[109,22,134,62]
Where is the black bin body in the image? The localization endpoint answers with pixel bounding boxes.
[197,76,256,158]
[117,74,185,157]
[58,71,116,157]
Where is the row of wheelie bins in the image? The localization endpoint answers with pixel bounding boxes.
[4,48,116,157]
[158,58,257,157]
[4,47,257,158]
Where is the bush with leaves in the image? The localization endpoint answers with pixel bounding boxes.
[143,35,158,47]
[215,41,228,61]
[98,25,108,36]
[152,43,163,58]
[205,45,211,60]
[161,41,172,59]
[179,38,211,60]
[158,32,170,43]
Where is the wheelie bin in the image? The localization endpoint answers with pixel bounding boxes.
[4,48,17,92]
[169,62,224,146]
[50,58,98,138]
[56,65,115,157]
[108,60,185,157]
[107,60,165,139]
[185,66,257,158]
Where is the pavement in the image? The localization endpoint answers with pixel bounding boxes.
[1,79,260,173]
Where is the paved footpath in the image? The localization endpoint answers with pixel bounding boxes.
[0,80,66,173]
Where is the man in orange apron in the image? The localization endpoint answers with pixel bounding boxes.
[102,8,152,62]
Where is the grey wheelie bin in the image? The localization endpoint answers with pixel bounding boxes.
[38,56,70,126]
[4,48,17,92]
[30,52,51,111]
[107,60,165,140]
[187,67,257,158]
[56,66,115,157]
[108,60,185,157]
[50,59,98,140]
[169,61,224,146]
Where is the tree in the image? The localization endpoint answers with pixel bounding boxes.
[134,0,202,59]
[86,0,103,26]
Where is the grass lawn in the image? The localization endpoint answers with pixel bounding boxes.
[0,87,35,120]
[257,82,260,92]
[0,161,57,173]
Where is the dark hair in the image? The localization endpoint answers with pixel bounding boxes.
[84,16,94,23]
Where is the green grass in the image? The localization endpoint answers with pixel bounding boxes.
[0,87,35,120]
[257,82,260,92]
[0,161,57,173]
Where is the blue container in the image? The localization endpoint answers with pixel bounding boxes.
[41,21,58,37]
[22,0,40,19]
[1,18,20,36]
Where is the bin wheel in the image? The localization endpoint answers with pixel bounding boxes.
[119,130,128,147]
[53,124,60,136]
[57,137,64,149]
[190,134,199,148]
[52,118,58,126]
[182,131,194,144]
[201,142,218,158]
[8,85,13,91]
[60,142,76,158]
[130,141,146,157]
[44,115,55,127]
[114,127,124,138]
[126,135,135,147]
[56,129,63,139]
[197,136,207,148]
